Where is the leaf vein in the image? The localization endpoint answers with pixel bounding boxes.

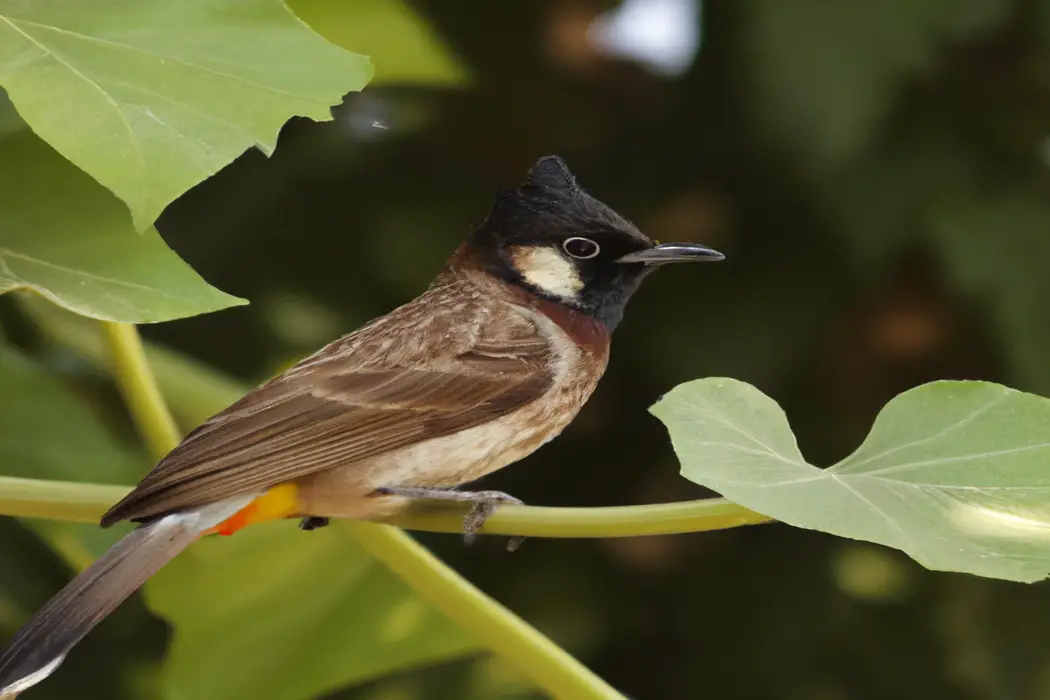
[0,15,147,202]
[99,76,262,151]
[834,391,1010,472]
[853,471,1050,491]
[679,401,805,466]
[0,248,193,300]
[852,441,1050,478]
[832,474,917,552]
[6,16,333,104]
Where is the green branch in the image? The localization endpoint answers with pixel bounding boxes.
[0,477,128,524]
[101,321,182,460]
[0,474,772,536]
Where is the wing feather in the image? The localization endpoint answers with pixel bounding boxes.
[101,291,554,525]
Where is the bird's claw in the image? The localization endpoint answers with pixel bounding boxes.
[462,490,525,552]
[299,516,330,531]
[373,486,525,551]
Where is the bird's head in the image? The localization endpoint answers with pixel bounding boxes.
[467,156,724,329]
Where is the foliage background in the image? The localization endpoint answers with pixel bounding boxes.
[5,0,1050,698]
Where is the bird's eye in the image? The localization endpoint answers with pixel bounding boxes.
[563,237,600,260]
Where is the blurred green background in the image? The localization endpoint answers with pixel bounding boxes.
[6,0,1050,698]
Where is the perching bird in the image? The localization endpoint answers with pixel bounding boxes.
[0,155,722,697]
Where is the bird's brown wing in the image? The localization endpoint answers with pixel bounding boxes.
[101,305,554,525]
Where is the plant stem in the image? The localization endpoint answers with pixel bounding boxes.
[391,498,771,537]
[0,477,128,523]
[101,321,181,459]
[0,475,772,535]
[345,521,625,700]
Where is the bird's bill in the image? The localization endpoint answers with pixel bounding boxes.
[615,242,725,264]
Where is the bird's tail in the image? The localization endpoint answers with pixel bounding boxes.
[0,498,251,698]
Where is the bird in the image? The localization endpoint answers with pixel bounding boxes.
[0,155,723,697]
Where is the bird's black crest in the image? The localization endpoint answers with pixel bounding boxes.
[524,155,577,193]
[471,155,652,258]
[475,155,643,247]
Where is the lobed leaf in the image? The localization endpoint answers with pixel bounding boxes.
[0,133,246,323]
[653,378,1050,583]
[0,0,371,229]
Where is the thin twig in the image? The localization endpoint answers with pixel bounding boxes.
[0,474,771,537]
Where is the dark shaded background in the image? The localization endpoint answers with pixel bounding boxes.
[8,1,1050,698]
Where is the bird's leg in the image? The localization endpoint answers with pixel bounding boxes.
[372,486,526,551]
[299,516,330,531]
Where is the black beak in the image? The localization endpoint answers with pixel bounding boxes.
[615,242,725,265]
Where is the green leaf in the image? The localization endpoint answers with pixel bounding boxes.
[290,0,469,87]
[146,521,481,700]
[0,344,144,561]
[0,0,372,229]
[0,133,246,323]
[653,378,1050,583]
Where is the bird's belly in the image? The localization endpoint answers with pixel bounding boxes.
[386,412,563,488]
[295,395,583,520]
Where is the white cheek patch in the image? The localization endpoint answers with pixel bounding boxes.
[510,246,584,300]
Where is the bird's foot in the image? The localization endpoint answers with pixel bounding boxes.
[299,516,330,531]
[460,491,526,551]
[372,486,525,551]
